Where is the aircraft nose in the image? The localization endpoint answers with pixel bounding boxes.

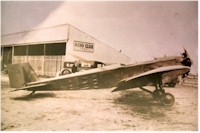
[183,58,192,67]
[181,49,193,67]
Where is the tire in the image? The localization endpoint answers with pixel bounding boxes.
[60,69,71,76]
[152,89,163,99]
[160,93,175,106]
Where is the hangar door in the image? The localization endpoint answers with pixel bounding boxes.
[44,43,66,77]
[1,47,12,71]
[13,43,66,77]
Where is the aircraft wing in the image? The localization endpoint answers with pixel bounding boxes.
[112,65,190,92]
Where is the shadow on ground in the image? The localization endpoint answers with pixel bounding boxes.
[11,93,56,101]
[114,90,159,106]
[113,90,173,119]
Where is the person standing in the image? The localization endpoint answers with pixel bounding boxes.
[72,61,78,73]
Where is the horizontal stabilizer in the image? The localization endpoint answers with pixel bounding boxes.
[10,83,50,92]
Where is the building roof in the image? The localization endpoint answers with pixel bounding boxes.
[1,24,69,46]
[1,23,131,64]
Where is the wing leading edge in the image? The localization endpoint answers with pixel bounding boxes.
[112,65,190,92]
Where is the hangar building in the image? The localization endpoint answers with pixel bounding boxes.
[1,24,131,77]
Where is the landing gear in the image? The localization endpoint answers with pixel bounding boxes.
[160,93,175,106]
[29,90,36,96]
[140,78,175,106]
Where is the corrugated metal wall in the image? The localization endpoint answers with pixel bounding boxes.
[28,56,44,76]
[13,55,65,77]
[44,56,65,77]
[12,42,66,77]
[13,56,27,64]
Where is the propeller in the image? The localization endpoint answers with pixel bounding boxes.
[181,48,194,77]
[181,48,193,67]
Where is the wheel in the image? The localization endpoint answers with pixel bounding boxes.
[60,69,71,76]
[160,93,175,106]
[152,89,165,99]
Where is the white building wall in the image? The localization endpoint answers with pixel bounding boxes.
[66,25,131,64]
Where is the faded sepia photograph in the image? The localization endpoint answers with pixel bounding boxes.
[1,1,198,131]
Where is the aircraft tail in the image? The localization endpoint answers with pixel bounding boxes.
[7,63,39,88]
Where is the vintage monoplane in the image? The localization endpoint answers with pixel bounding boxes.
[7,50,192,106]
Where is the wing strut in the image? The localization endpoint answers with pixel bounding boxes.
[139,87,153,94]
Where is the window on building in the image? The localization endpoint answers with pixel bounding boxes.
[14,46,27,56]
[2,47,12,65]
[45,43,66,55]
[28,44,44,55]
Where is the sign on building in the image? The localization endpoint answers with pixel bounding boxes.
[73,41,94,53]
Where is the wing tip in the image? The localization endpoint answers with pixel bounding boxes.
[111,87,119,92]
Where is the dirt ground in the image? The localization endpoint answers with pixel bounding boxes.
[1,73,198,131]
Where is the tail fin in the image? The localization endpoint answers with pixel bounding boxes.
[7,63,39,88]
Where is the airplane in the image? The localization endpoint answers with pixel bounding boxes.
[7,49,192,106]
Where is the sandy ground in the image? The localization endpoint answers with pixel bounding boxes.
[1,73,198,131]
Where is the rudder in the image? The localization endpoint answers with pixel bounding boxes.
[7,63,39,88]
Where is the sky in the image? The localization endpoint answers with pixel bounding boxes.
[1,1,198,74]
